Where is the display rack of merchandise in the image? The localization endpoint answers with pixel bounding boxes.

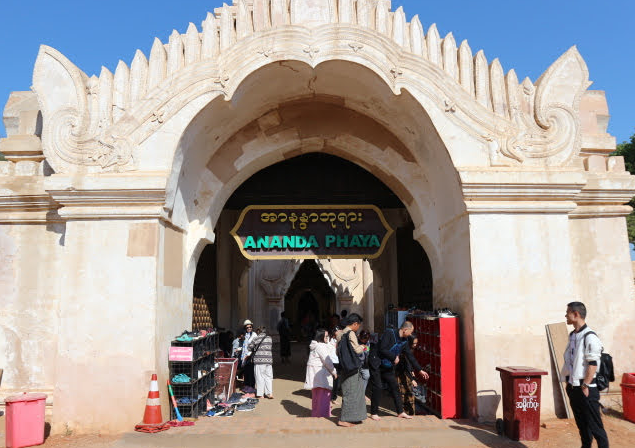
[168,332,219,419]
[408,314,461,419]
[192,296,214,331]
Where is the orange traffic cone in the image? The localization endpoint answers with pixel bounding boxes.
[134,374,170,432]
[142,374,163,424]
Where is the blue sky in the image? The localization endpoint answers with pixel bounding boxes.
[1,1,634,143]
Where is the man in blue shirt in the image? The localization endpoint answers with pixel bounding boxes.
[369,321,429,420]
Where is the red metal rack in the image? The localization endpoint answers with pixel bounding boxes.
[409,314,461,419]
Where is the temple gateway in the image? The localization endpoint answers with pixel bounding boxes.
[1,0,634,434]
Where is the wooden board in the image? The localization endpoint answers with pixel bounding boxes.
[546,323,572,418]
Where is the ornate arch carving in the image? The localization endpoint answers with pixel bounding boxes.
[32,1,590,174]
[253,258,364,303]
[257,260,302,298]
[316,259,362,300]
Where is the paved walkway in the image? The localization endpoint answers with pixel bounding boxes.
[110,342,529,448]
[110,374,517,448]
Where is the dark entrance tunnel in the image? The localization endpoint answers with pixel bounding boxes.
[224,152,405,208]
[193,152,434,334]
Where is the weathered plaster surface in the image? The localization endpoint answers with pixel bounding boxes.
[569,215,635,378]
[469,213,578,420]
[0,223,64,413]
[1,0,634,433]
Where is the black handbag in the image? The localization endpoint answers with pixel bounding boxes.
[243,336,265,367]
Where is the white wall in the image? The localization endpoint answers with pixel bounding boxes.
[469,212,577,421]
[0,223,64,403]
[569,216,635,380]
[50,220,160,434]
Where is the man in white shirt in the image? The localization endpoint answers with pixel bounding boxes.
[562,302,609,448]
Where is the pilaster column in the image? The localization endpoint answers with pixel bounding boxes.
[42,173,174,433]
[568,163,635,388]
[266,296,284,333]
[362,260,374,332]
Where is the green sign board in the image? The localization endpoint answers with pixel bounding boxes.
[231,205,394,260]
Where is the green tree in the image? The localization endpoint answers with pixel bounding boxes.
[612,132,635,173]
[612,131,635,243]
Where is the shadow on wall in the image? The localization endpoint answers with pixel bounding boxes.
[46,221,65,246]
[477,390,501,423]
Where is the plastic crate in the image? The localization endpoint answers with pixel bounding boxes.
[168,332,219,419]
[170,365,216,395]
[170,388,216,420]
[207,332,219,353]
[170,332,218,360]
[169,354,215,383]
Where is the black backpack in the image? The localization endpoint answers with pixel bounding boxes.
[336,331,362,378]
[583,331,615,391]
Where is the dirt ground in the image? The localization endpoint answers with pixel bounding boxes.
[2,343,634,448]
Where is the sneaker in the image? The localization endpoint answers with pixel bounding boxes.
[176,334,193,342]
[219,408,235,417]
[236,403,255,412]
[226,393,243,404]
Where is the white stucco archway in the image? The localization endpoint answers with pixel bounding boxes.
[163,57,476,416]
[3,0,635,435]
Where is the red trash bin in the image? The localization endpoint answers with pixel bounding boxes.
[5,393,47,448]
[496,366,548,441]
[621,372,635,423]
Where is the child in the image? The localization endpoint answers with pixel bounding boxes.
[304,328,338,417]
[357,330,371,392]
[396,335,420,415]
